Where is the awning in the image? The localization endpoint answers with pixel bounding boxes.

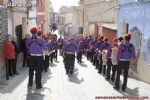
[101,23,117,30]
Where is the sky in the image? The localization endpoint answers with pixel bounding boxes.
[51,0,79,12]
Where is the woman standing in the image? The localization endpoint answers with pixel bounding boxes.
[4,35,16,80]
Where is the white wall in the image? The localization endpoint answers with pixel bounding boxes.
[83,0,117,34]
[13,12,27,35]
[84,0,117,23]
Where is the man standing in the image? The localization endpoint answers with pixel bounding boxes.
[64,37,77,75]
[11,35,19,75]
[58,36,64,55]
[50,36,55,63]
[98,37,109,75]
[114,34,135,92]
[77,41,84,63]
[43,35,50,72]
[4,35,16,80]
[106,38,118,81]
[22,34,30,67]
[27,27,47,89]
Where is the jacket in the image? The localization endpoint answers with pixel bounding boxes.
[4,41,15,59]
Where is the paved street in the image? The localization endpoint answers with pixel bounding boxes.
[0,55,150,100]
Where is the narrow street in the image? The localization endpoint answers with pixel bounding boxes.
[0,55,150,100]
[0,0,150,100]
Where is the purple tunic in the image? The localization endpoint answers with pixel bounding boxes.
[117,41,135,61]
[27,34,47,54]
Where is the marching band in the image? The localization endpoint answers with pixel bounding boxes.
[25,27,135,92]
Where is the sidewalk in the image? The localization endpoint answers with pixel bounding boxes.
[0,55,150,100]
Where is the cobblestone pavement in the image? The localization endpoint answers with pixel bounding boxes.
[0,55,150,100]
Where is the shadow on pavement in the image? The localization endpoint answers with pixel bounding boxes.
[54,60,60,63]
[49,63,57,67]
[114,87,140,100]
[26,89,45,100]
[25,70,52,100]
[0,69,28,94]
[106,78,140,97]
[124,87,139,96]
[42,70,53,84]
[68,72,84,84]
[79,63,88,67]
[74,68,78,72]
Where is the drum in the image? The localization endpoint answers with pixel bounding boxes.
[102,50,108,65]
[111,47,118,65]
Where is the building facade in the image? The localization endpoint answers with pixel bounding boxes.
[45,0,53,34]
[117,0,150,83]
[49,12,59,33]
[11,0,29,53]
[59,6,79,35]
[80,0,118,38]
[28,0,37,32]
[37,0,45,31]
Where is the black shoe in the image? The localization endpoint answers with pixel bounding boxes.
[105,77,110,81]
[36,86,42,89]
[113,86,120,91]
[15,72,19,75]
[111,78,114,82]
[45,68,48,72]
[9,74,12,76]
[98,71,102,74]
[121,86,126,92]
[6,77,9,80]
[66,71,69,74]
[122,88,125,92]
[27,84,32,89]
[70,71,73,75]
[28,85,32,89]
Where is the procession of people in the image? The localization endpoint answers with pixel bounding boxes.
[3,26,135,92]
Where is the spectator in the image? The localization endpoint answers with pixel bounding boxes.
[11,35,19,75]
[4,35,16,80]
[22,34,31,67]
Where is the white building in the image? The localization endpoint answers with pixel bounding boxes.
[49,12,59,32]
[80,0,118,36]
[28,0,37,33]
[48,1,53,33]
[59,6,79,35]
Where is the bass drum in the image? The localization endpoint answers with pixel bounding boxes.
[111,47,118,65]
[102,50,108,65]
